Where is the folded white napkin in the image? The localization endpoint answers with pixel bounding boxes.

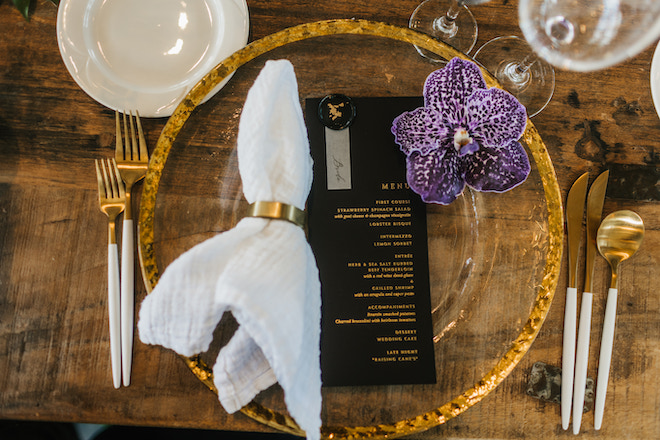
[138,60,321,440]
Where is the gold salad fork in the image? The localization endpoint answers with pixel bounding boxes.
[95,158,125,389]
[115,110,149,387]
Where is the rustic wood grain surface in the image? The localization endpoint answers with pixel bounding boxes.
[1,1,658,439]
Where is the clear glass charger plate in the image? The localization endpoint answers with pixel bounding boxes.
[138,20,563,439]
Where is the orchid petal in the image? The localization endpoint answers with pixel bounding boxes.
[464,140,531,192]
[406,149,465,205]
[424,58,487,120]
[391,107,448,156]
[465,88,527,148]
[458,140,480,157]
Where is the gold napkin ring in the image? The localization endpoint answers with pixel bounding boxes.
[246,201,306,229]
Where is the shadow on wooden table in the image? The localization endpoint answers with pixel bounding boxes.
[0,420,300,440]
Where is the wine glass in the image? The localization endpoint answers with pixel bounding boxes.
[409,0,490,63]
[518,0,660,72]
[474,36,555,118]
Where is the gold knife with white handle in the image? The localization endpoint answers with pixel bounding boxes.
[561,172,589,430]
[572,169,609,434]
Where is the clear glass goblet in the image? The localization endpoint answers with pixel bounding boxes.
[518,0,660,72]
[474,36,555,118]
[409,0,489,63]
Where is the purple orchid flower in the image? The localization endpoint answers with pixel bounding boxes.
[391,58,530,205]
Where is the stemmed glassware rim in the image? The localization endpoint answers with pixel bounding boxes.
[518,1,660,72]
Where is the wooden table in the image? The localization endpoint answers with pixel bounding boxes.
[1,1,658,438]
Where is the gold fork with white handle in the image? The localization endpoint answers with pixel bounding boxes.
[115,110,149,387]
[95,158,126,389]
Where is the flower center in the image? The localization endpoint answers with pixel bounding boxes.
[453,128,472,150]
[452,127,479,156]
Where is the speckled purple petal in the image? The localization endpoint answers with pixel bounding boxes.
[463,140,530,192]
[391,107,449,155]
[406,149,465,205]
[465,88,527,148]
[424,58,487,120]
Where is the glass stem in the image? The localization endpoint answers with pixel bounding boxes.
[506,52,537,88]
[516,53,537,77]
[433,0,463,38]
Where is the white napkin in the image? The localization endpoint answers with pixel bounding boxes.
[138,60,322,440]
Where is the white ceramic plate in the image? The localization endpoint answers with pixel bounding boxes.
[57,0,249,117]
[651,41,660,119]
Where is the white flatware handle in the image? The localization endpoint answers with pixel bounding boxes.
[562,287,578,430]
[121,219,134,387]
[108,243,121,389]
[573,291,593,435]
[594,287,618,430]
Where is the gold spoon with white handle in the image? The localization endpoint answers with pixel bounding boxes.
[594,210,645,430]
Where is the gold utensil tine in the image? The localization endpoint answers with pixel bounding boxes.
[116,110,149,173]
[95,158,126,236]
[115,110,149,387]
[136,111,149,163]
[95,158,125,389]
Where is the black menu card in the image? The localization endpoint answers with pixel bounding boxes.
[306,96,437,387]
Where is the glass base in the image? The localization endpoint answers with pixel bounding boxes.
[474,36,555,117]
[409,0,478,63]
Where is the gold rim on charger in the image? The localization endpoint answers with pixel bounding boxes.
[138,19,564,440]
